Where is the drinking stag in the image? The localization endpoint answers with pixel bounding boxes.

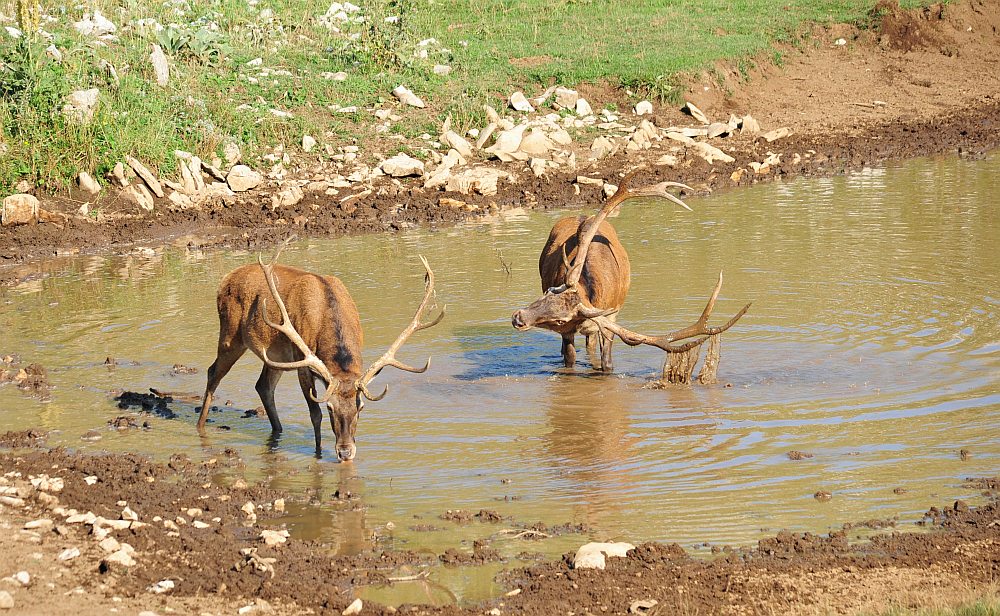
[511,172,750,379]
[198,242,444,461]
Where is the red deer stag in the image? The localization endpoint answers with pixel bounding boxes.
[198,242,444,461]
[511,172,750,377]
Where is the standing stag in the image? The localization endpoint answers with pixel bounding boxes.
[511,172,750,376]
[198,242,444,461]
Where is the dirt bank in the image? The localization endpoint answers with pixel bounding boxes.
[1,442,997,615]
[2,0,999,284]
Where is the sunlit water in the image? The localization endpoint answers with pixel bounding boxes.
[1,154,998,604]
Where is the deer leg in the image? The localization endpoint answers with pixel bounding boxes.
[298,368,324,453]
[598,331,615,372]
[198,345,245,430]
[561,333,576,368]
[255,365,284,433]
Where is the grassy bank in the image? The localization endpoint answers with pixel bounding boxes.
[0,0,927,193]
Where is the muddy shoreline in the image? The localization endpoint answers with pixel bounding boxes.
[0,439,997,615]
[2,97,999,285]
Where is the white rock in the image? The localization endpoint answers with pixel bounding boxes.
[227,165,262,192]
[519,129,553,157]
[634,100,654,115]
[223,142,241,166]
[834,37,847,46]
[57,547,80,561]
[270,186,304,209]
[24,519,53,530]
[442,131,474,158]
[529,158,547,178]
[13,571,29,586]
[691,141,735,164]
[486,124,526,155]
[342,598,363,615]
[77,172,100,195]
[122,184,154,212]
[446,167,510,196]
[62,89,100,124]
[83,476,98,486]
[73,10,116,37]
[761,127,793,142]
[192,520,210,529]
[125,156,164,197]
[508,91,534,113]
[302,135,317,153]
[655,154,679,167]
[150,44,169,87]
[554,87,579,110]
[380,153,425,177]
[2,194,39,226]
[707,122,731,138]
[740,115,761,135]
[683,102,710,124]
[572,542,635,570]
[321,71,349,81]
[575,98,593,116]
[147,579,175,594]
[590,136,616,159]
[260,529,289,546]
[392,85,424,108]
[432,64,451,76]
[548,127,573,146]
[273,498,285,513]
[103,549,136,568]
[189,157,206,193]
[45,44,62,62]
[0,591,12,610]
[99,537,121,553]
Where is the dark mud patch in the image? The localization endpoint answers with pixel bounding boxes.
[114,389,177,419]
[0,428,48,448]
[439,540,503,566]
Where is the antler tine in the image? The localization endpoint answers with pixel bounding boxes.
[256,240,339,403]
[587,272,751,353]
[565,171,692,286]
[356,255,445,400]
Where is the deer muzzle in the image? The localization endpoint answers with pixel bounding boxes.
[336,442,357,462]
[511,309,531,331]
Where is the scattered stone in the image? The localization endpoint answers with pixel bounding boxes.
[690,142,735,164]
[787,451,814,460]
[760,127,793,142]
[122,185,154,212]
[302,135,317,153]
[125,156,164,197]
[99,537,121,553]
[321,71,348,81]
[63,88,100,124]
[12,572,29,586]
[446,167,511,196]
[655,154,678,167]
[147,579,175,594]
[518,129,553,157]
[102,549,136,569]
[227,165,262,192]
[342,598,363,616]
[432,64,451,76]
[381,153,425,177]
[573,542,635,570]
[57,547,80,561]
[634,100,653,115]
[2,194,39,226]
[223,143,241,166]
[0,591,12,610]
[554,87,579,110]
[530,158,547,178]
[548,127,572,146]
[486,125,526,157]
[441,131,474,158]
[509,91,534,113]
[629,599,658,614]
[273,498,285,513]
[110,162,129,187]
[603,183,618,198]
[77,172,100,195]
[150,44,169,86]
[814,491,833,502]
[45,44,62,62]
[260,529,290,546]
[475,123,497,149]
[575,98,593,117]
[590,136,616,159]
[270,185,304,209]
[960,448,971,461]
[24,519,53,530]
[707,122,731,138]
[73,10,116,37]
[740,115,761,135]
[682,101,710,124]
[392,85,424,108]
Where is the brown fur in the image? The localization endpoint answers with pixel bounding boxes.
[198,263,365,460]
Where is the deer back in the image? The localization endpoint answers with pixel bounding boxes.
[217,263,364,379]
[539,216,631,311]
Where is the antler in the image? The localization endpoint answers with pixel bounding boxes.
[257,239,340,403]
[565,170,693,287]
[355,256,446,401]
[590,272,751,353]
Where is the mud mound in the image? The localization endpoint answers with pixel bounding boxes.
[0,429,48,448]
[872,0,952,52]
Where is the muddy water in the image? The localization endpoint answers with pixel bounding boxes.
[2,153,999,603]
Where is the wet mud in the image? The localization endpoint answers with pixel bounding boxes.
[1,444,998,615]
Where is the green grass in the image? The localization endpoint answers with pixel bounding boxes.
[0,0,933,193]
[874,596,1000,616]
